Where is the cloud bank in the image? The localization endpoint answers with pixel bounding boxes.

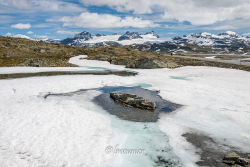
[11,23,31,29]
[80,0,250,26]
[53,12,159,28]
[0,0,84,13]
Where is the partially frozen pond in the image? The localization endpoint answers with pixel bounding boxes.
[0,55,249,167]
[45,86,183,166]
[46,85,181,122]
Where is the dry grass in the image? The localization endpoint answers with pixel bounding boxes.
[0,36,84,67]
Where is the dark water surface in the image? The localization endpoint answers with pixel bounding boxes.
[45,85,182,122]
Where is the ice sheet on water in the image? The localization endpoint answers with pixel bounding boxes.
[46,89,183,167]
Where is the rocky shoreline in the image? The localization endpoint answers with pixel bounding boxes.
[183,132,250,167]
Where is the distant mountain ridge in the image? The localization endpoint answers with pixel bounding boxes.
[132,31,250,54]
[5,30,250,54]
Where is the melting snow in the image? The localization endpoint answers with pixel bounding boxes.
[0,56,249,167]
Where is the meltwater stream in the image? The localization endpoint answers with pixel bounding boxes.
[44,84,183,167]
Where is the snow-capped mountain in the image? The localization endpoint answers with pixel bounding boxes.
[118,31,142,41]
[61,31,93,46]
[60,31,162,46]
[145,31,160,38]
[172,31,250,47]
[5,33,32,40]
[4,33,61,43]
[131,31,250,54]
[14,34,32,39]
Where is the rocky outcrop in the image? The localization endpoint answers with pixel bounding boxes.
[34,48,50,53]
[110,92,156,111]
[87,54,179,69]
[128,58,178,69]
[3,52,12,58]
[223,152,250,166]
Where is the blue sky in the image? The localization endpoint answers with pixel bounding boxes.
[1,0,250,39]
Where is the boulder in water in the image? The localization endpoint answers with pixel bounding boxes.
[110,92,156,111]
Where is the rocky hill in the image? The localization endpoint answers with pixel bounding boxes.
[1,36,250,71]
[0,36,175,68]
[0,36,83,67]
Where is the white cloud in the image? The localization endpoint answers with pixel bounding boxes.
[0,0,31,9]
[80,0,153,14]
[52,12,159,29]
[80,0,250,26]
[205,18,250,31]
[27,31,34,34]
[56,30,79,35]
[11,23,31,29]
[0,0,84,13]
[210,25,237,31]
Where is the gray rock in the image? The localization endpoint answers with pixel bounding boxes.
[3,52,12,58]
[27,60,40,67]
[90,54,110,61]
[223,152,241,162]
[223,152,249,166]
[129,58,179,69]
[232,165,243,167]
[236,158,249,166]
[110,92,156,111]
[33,48,49,53]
